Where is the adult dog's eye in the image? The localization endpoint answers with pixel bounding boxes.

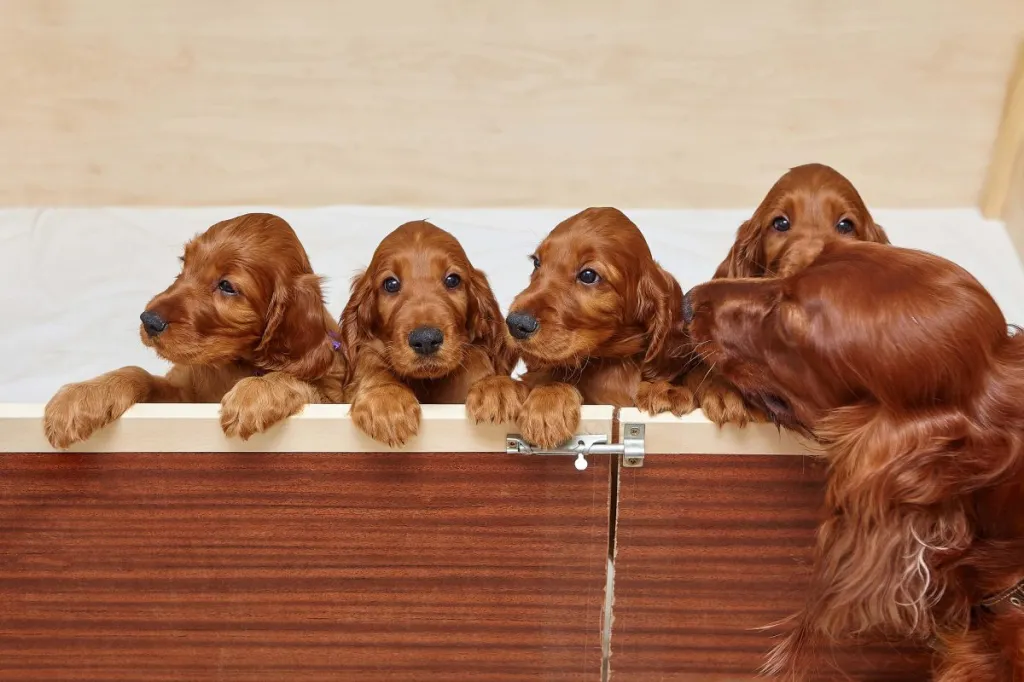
[383,277,401,294]
[577,268,600,285]
[444,273,461,289]
[836,218,855,234]
[217,279,237,295]
[772,216,791,232]
[530,255,540,270]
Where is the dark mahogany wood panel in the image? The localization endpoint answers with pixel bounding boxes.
[0,453,612,681]
[611,454,933,681]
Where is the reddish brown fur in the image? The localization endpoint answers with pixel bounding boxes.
[342,221,515,447]
[690,163,891,426]
[43,213,346,447]
[494,207,694,448]
[714,163,889,279]
[686,237,1024,681]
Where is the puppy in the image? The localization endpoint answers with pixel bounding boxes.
[342,221,515,447]
[692,163,891,426]
[482,207,693,448]
[43,213,346,448]
[714,162,889,279]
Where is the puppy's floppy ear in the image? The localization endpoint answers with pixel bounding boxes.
[466,267,517,375]
[635,262,682,376]
[713,220,764,279]
[254,274,336,381]
[340,269,377,372]
[862,219,890,245]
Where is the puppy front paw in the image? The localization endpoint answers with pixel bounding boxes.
[220,376,307,440]
[517,384,582,449]
[43,374,144,449]
[350,385,422,447]
[634,380,696,416]
[692,375,765,427]
[466,376,529,424]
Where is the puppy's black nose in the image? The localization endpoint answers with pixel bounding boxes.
[682,290,694,325]
[408,326,444,356]
[506,311,539,340]
[140,310,168,337]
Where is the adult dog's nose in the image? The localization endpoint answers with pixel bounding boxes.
[140,310,168,337]
[408,326,444,356]
[682,290,694,325]
[506,311,539,340]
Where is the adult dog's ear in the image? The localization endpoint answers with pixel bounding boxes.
[255,274,335,381]
[713,220,765,279]
[340,270,377,372]
[466,267,517,375]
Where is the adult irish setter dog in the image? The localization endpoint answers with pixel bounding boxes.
[685,236,1024,681]
[478,207,701,448]
[43,213,347,447]
[343,220,515,447]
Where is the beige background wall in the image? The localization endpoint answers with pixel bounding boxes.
[1,0,1021,207]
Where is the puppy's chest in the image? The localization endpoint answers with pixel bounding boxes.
[408,348,496,404]
[571,360,641,407]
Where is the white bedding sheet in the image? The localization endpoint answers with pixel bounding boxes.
[1,207,1021,403]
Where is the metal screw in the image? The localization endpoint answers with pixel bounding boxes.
[628,427,640,437]
[626,457,640,466]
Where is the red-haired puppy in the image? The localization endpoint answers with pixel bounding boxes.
[714,162,889,279]
[693,163,891,426]
[342,221,515,447]
[476,207,694,448]
[43,213,346,447]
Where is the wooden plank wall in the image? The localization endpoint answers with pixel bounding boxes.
[0,0,1021,208]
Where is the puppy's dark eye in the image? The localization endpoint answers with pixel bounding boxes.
[217,279,237,295]
[772,216,791,232]
[836,218,855,234]
[383,277,401,294]
[577,268,600,285]
[530,255,540,270]
[444,273,461,289]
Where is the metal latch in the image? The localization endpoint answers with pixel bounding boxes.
[506,423,645,470]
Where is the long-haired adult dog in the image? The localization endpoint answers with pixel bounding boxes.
[342,220,515,447]
[479,207,697,448]
[685,236,1024,681]
[43,213,346,447]
[690,163,892,426]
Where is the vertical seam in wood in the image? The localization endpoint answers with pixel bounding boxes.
[601,407,622,681]
[980,41,1024,219]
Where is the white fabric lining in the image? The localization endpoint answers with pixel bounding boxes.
[0,207,1020,403]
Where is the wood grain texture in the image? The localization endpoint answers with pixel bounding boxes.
[0,452,612,681]
[610,455,933,681]
[0,1,1021,208]
[1007,147,1024,261]
[981,42,1024,220]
